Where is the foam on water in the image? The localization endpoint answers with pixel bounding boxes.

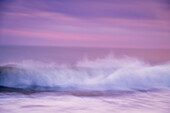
[0,55,170,91]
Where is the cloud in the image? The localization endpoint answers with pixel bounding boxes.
[0,0,170,48]
[1,0,169,19]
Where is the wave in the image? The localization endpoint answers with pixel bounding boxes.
[0,55,170,92]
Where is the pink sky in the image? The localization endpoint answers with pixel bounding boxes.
[0,0,170,48]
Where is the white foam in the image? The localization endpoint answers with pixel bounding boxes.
[0,55,170,91]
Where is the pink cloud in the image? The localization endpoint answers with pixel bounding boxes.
[0,0,170,48]
[1,28,170,49]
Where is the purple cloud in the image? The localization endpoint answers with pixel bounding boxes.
[0,0,170,48]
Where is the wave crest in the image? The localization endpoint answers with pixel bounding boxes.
[0,56,170,91]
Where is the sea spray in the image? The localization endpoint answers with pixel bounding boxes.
[0,55,170,91]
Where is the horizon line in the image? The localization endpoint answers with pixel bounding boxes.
[0,44,170,50]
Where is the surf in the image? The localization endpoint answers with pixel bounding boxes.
[0,55,170,92]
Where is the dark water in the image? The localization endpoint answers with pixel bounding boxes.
[0,45,170,113]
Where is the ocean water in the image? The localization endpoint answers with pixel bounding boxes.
[0,45,170,113]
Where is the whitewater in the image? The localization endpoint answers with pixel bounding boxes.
[0,56,170,91]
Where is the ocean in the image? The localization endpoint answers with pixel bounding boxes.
[0,45,170,113]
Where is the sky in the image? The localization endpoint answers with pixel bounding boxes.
[0,0,170,48]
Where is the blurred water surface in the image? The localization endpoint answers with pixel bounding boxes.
[0,90,170,113]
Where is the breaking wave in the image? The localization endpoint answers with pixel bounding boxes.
[0,55,170,91]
